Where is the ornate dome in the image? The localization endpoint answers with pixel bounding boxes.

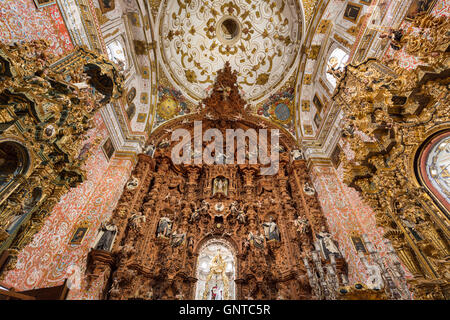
[157,0,303,104]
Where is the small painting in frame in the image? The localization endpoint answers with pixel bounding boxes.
[360,0,372,5]
[343,2,363,23]
[331,144,342,168]
[314,112,321,128]
[313,94,324,113]
[405,0,437,21]
[99,0,116,14]
[33,0,56,8]
[102,137,115,161]
[351,235,367,253]
[69,223,89,245]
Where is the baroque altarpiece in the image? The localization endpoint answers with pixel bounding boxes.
[86,64,349,300]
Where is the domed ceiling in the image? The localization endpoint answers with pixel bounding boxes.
[157,0,303,104]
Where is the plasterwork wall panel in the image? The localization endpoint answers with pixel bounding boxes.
[0,0,73,55]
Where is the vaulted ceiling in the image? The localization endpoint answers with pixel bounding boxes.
[157,0,303,104]
[77,0,407,161]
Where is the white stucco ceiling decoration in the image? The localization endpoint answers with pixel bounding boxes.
[157,0,303,104]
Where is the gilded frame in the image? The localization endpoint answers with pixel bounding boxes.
[33,0,56,8]
[343,2,363,23]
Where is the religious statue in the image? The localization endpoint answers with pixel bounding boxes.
[202,253,230,300]
[401,216,423,241]
[294,216,309,234]
[219,85,232,101]
[170,229,186,247]
[156,216,172,238]
[262,217,281,241]
[236,210,247,224]
[4,189,39,234]
[379,28,404,50]
[109,278,121,297]
[143,144,155,157]
[366,263,385,290]
[126,176,139,190]
[190,206,201,223]
[129,212,146,232]
[316,226,341,260]
[213,177,228,196]
[146,288,154,300]
[5,204,25,235]
[93,221,117,251]
[248,231,265,249]
[187,236,195,255]
[158,138,170,148]
[303,181,316,196]
[291,149,304,161]
[200,200,210,215]
[230,201,239,215]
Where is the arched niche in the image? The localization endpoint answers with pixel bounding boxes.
[194,238,236,300]
[416,130,450,212]
[0,141,30,194]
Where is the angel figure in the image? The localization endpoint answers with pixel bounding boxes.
[156,216,172,238]
[129,212,146,232]
[248,231,265,249]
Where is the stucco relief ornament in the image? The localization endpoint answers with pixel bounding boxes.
[159,0,302,104]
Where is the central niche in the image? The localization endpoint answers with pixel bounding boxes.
[195,239,236,300]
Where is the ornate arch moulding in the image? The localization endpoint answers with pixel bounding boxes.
[413,127,450,221]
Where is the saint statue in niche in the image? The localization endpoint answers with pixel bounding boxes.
[156,216,172,238]
[93,222,117,251]
[6,188,41,235]
[316,226,342,260]
[212,177,228,196]
[262,217,281,241]
[236,210,247,224]
[190,206,201,223]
